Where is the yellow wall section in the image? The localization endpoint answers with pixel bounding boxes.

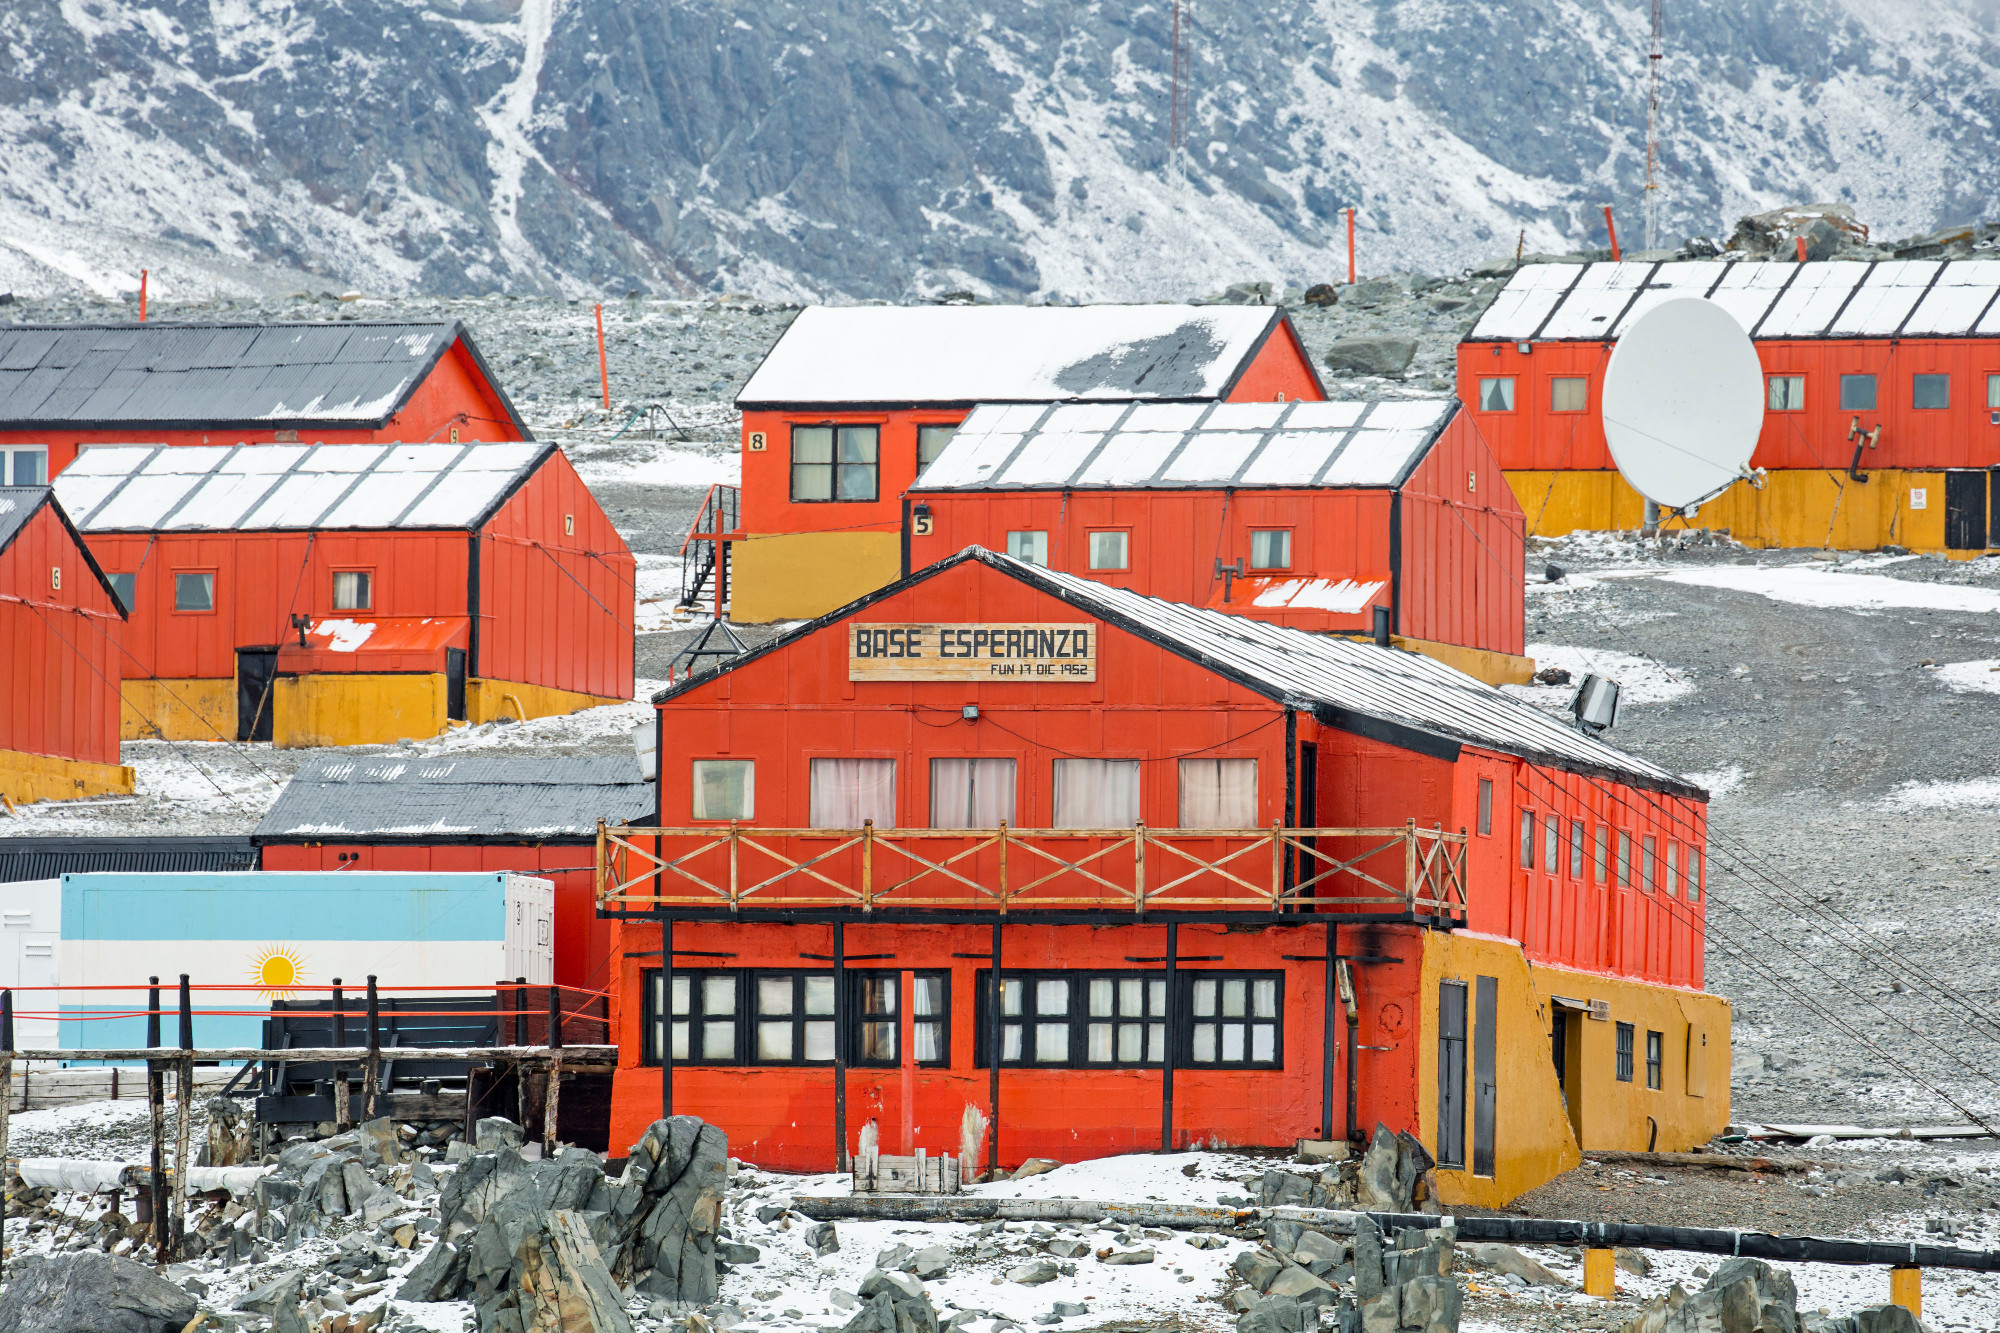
[272,674,447,748]
[120,678,235,742]
[465,678,624,724]
[1418,934,1733,1207]
[0,748,135,806]
[1507,469,1948,551]
[731,532,904,623]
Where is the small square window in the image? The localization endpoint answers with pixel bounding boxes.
[1840,374,1877,411]
[1006,531,1049,565]
[105,573,135,613]
[791,424,879,502]
[693,759,754,821]
[1478,377,1515,411]
[1768,375,1804,411]
[1551,377,1588,412]
[1913,374,1950,410]
[332,570,371,611]
[174,572,214,612]
[6,447,47,486]
[1087,530,1129,570]
[917,423,957,471]
[1248,529,1291,570]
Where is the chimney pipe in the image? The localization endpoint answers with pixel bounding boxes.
[1372,606,1391,647]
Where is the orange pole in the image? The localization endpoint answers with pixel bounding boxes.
[1796,235,1809,263]
[595,303,611,409]
[1602,206,1620,261]
[1346,209,1356,284]
[138,270,148,322]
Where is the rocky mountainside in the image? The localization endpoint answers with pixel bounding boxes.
[2,0,1998,302]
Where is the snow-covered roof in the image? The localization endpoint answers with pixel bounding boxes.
[0,486,46,553]
[255,755,652,841]
[53,441,556,533]
[912,398,1453,492]
[1466,259,2000,342]
[737,305,1307,407]
[654,548,1700,798]
[0,321,525,432]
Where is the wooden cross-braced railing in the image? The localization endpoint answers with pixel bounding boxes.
[594,820,1468,918]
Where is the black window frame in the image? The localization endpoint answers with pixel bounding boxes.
[974,969,1281,1070]
[789,423,881,503]
[644,967,745,1066]
[641,967,948,1068]
[749,970,840,1067]
[1185,972,1283,1068]
[1645,1029,1663,1090]
[1615,1022,1634,1083]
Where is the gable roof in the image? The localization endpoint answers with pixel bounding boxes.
[53,440,557,534]
[737,304,1319,408]
[254,754,653,842]
[913,397,1455,493]
[0,320,528,434]
[0,485,127,612]
[654,547,1701,799]
[1467,258,2000,344]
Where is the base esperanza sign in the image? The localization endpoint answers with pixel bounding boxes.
[848,623,1098,681]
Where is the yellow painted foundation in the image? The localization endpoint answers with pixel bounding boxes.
[272,673,448,748]
[731,531,903,623]
[0,747,135,806]
[120,678,236,742]
[1334,633,1536,687]
[465,678,624,725]
[1419,933,1732,1208]
[1507,469,1951,552]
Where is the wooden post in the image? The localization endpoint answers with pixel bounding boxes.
[595,304,611,409]
[171,975,192,1263]
[515,976,528,1131]
[1404,820,1418,911]
[660,921,674,1120]
[861,820,874,910]
[1133,822,1146,911]
[1583,1247,1616,1298]
[1321,923,1336,1142]
[146,976,166,1267]
[0,989,12,1281]
[1161,921,1177,1152]
[545,984,563,1152]
[1345,208,1357,284]
[331,977,347,1130]
[363,975,380,1121]
[1890,1267,1921,1316]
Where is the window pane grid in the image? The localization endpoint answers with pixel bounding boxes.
[791,424,879,502]
[977,970,1276,1069]
[641,968,945,1068]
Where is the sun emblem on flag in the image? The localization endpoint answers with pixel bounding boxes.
[249,945,307,998]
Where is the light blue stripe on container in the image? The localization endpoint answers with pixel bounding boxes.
[60,872,511,941]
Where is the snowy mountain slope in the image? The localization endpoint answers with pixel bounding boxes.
[0,0,1997,302]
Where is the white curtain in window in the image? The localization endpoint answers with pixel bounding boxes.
[1177,758,1256,827]
[931,758,1016,828]
[809,758,896,828]
[1052,759,1141,829]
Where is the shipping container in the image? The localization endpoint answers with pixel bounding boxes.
[1461,258,2000,549]
[54,442,634,744]
[0,321,528,480]
[55,870,553,1053]
[0,486,133,804]
[729,304,1326,621]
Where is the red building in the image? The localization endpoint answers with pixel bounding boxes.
[1461,258,2000,549]
[256,754,652,990]
[906,397,1527,683]
[596,548,1728,1205]
[0,321,528,483]
[729,304,1326,621]
[53,441,633,746]
[0,486,132,805]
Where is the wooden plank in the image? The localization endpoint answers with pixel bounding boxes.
[10,1046,616,1064]
[848,623,1098,682]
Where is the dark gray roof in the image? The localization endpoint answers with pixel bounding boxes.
[0,321,527,433]
[0,836,258,882]
[254,755,652,842]
[0,486,46,553]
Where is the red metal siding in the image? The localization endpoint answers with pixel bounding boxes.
[24,337,524,478]
[84,531,470,683]
[1397,410,1526,655]
[0,502,124,764]
[605,918,1422,1170]
[1461,336,2000,473]
[476,449,635,700]
[1223,321,1326,404]
[739,409,965,537]
[260,842,609,991]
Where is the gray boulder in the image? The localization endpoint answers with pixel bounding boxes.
[1233,1247,1285,1292]
[1663,1258,1801,1333]
[1008,1259,1059,1285]
[806,1221,841,1256]
[1235,1294,1311,1333]
[1804,1306,1923,1333]
[1322,338,1418,378]
[1460,1242,1563,1287]
[0,1253,197,1333]
[476,1115,526,1151]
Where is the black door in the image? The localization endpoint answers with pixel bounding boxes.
[1946,470,1987,550]
[1472,975,1497,1177]
[1435,980,1467,1168]
[1989,468,2000,548]
[236,647,278,742]
[445,647,468,722]
[1295,742,1318,894]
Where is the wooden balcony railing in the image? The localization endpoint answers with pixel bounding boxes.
[594,820,1467,919]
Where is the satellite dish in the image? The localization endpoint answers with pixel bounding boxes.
[1601,297,1764,510]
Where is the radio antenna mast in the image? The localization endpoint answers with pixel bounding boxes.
[1643,0,1664,252]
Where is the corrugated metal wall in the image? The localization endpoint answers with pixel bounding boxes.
[0,501,124,764]
[1398,410,1526,656]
